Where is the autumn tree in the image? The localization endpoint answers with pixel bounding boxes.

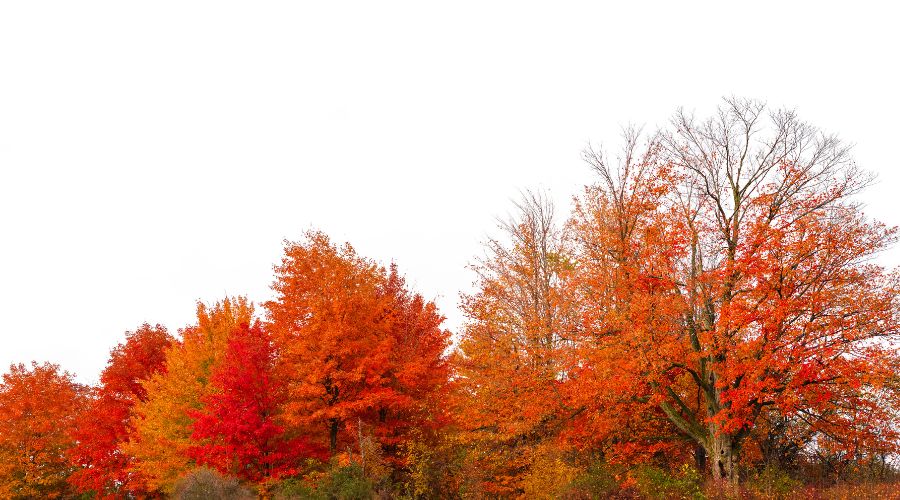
[567,130,692,467]
[68,323,173,497]
[127,297,253,494]
[189,321,325,483]
[571,99,900,487]
[374,264,452,455]
[0,362,86,499]
[454,192,579,495]
[266,231,450,459]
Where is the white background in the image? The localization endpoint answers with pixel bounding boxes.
[2,1,898,383]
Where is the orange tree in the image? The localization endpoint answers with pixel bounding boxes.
[266,231,450,461]
[569,100,900,487]
[0,362,86,499]
[453,192,579,496]
[566,133,692,469]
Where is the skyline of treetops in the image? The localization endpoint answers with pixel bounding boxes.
[1,99,898,498]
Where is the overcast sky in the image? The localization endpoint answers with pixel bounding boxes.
[2,1,898,384]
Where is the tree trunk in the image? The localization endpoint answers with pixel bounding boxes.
[694,444,707,473]
[708,433,739,491]
[328,418,340,453]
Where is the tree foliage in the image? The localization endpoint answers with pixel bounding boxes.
[0,362,85,499]
[266,231,451,458]
[189,321,326,482]
[68,323,172,497]
[454,192,578,495]
[569,100,900,486]
[127,297,254,494]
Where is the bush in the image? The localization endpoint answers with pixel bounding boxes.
[817,482,900,500]
[274,464,377,500]
[318,464,376,500]
[560,462,621,499]
[519,445,581,499]
[633,464,704,500]
[273,477,320,499]
[173,467,256,500]
[401,432,463,499]
[745,463,801,499]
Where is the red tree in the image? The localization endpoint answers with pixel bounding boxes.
[188,321,326,483]
[68,324,173,497]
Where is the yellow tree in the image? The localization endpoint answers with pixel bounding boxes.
[126,297,253,494]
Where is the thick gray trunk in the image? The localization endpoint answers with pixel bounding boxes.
[708,433,738,490]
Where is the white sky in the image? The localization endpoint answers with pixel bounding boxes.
[1,2,898,384]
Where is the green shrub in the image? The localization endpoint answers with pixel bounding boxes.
[746,463,801,499]
[634,464,705,500]
[319,464,376,500]
[275,464,377,500]
[273,477,320,499]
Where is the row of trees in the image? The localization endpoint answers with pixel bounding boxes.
[1,234,451,498]
[455,99,900,494]
[1,99,898,498]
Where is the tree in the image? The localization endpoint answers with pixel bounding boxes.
[68,323,173,498]
[373,264,452,455]
[453,192,578,495]
[0,362,86,499]
[567,131,692,467]
[189,321,326,483]
[266,231,450,458]
[127,297,253,494]
[571,100,900,487]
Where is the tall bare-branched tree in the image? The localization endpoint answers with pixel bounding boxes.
[571,98,900,487]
